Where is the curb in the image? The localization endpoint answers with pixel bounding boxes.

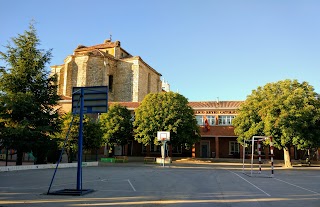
[0,162,98,172]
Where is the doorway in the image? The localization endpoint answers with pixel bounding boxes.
[200,141,210,158]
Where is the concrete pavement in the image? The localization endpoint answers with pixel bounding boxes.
[0,161,319,207]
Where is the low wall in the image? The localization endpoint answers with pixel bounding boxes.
[156,157,172,164]
[0,162,98,172]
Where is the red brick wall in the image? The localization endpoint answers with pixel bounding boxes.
[201,126,236,136]
[218,137,238,158]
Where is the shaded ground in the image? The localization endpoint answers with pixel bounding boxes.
[0,160,320,207]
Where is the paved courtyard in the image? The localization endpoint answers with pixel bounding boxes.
[0,162,319,207]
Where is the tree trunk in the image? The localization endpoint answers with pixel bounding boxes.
[146,144,150,157]
[16,150,23,166]
[68,149,73,163]
[34,154,46,164]
[34,151,47,164]
[283,147,292,168]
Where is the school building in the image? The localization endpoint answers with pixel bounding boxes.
[49,38,309,161]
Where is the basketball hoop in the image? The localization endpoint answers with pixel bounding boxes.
[157,131,170,142]
[156,131,170,167]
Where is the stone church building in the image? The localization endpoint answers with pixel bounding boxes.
[50,39,163,101]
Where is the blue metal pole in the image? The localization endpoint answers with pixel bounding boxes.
[77,88,84,191]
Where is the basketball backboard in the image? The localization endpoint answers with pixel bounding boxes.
[72,86,108,114]
[157,131,170,142]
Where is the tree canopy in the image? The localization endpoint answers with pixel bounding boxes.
[0,23,61,165]
[133,92,200,148]
[233,79,320,167]
[54,112,103,163]
[100,104,133,147]
[83,118,104,152]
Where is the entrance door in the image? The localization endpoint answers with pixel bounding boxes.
[201,144,208,158]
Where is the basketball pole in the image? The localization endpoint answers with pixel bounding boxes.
[161,140,166,167]
[76,88,84,191]
[157,131,170,167]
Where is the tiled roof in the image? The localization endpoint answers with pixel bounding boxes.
[109,102,140,109]
[59,97,242,110]
[112,101,243,109]
[74,42,118,52]
[188,101,243,109]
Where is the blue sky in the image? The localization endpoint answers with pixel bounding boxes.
[1,0,319,101]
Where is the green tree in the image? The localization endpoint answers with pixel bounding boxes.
[100,104,133,155]
[54,113,80,163]
[54,112,103,162]
[133,92,200,150]
[233,79,320,167]
[83,117,104,160]
[0,23,61,165]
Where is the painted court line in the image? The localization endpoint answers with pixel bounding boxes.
[228,171,271,197]
[127,179,136,192]
[274,178,320,195]
[98,178,136,192]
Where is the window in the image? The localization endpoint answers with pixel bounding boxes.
[244,143,252,155]
[142,142,160,153]
[196,115,204,125]
[207,116,216,125]
[172,145,183,154]
[196,115,216,126]
[130,115,135,122]
[151,143,161,152]
[229,141,240,155]
[109,75,113,92]
[218,115,235,125]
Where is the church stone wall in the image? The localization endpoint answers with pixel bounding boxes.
[85,56,105,86]
[131,61,140,102]
[51,66,63,96]
[64,56,76,97]
[51,41,162,103]
[137,61,162,102]
[138,64,148,101]
[114,61,134,102]
[74,56,89,88]
[107,58,117,102]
